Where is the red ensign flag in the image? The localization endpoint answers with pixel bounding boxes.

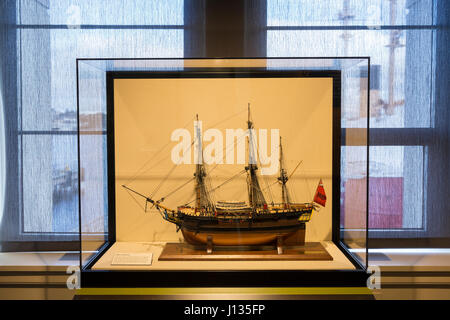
[313,179,327,207]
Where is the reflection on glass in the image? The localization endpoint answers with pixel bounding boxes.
[52,135,79,233]
[369,146,424,230]
[341,146,424,231]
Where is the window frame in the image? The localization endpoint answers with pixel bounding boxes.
[1,0,448,251]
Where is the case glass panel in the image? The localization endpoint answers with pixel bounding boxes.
[77,58,369,285]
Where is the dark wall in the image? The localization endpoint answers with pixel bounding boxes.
[184,0,266,58]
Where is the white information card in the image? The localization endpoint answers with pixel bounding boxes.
[111,253,153,266]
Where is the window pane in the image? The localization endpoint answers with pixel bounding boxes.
[16,0,184,238]
[23,134,78,233]
[267,0,435,239]
[268,29,433,128]
[20,0,184,26]
[19,0,184,131]
[22,135,53,232]
[369,146,424,230]
[267,0,435,129]
[341,146,424,231]
[20,28,183,131]
[267,0,433,26]
[52,134,79,233]
[79,133,108,235]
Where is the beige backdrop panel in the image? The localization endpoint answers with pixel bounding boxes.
[114,77,333,242]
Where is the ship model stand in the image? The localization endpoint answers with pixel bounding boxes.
[123,105,332,261]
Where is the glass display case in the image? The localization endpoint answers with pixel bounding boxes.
[77,58,369,287]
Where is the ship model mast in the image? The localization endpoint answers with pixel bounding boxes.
[194,114,214,215]
[245,104,267,212]
[278,136,291,208]
[191,104,269,216]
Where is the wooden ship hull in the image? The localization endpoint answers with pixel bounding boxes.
[181,228,302,246]
[177,208,312,246]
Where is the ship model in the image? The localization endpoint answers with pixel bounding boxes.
[123,105,327,248]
